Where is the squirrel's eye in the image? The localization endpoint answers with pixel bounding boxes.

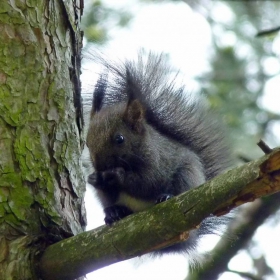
[114,134,124,144]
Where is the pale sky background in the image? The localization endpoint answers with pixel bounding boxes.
[82,1,280,279]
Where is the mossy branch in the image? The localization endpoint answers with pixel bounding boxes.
[39,148,280,280]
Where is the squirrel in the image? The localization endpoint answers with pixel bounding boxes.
[86,52,231,254]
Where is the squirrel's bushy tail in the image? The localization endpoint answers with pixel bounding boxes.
[91,52,231,180]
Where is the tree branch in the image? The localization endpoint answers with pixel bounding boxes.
[257,139,272,154]
[256,26,280,37]
[186,194,280,280]
[227,269,262,280]
[39,148,280,280]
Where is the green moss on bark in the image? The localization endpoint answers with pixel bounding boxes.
[0,1,84,279]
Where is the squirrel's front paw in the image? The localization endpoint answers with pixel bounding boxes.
[102,167,125,187]
[104,205,132,225]
[88,167,125,189]
[88,172,103,188]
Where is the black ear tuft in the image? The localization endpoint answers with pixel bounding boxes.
[125,65,141,104]
[91,73,107,119]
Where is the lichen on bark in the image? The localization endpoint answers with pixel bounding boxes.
[0,1,85,279]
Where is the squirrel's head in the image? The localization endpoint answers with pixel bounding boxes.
[87,99,147,172]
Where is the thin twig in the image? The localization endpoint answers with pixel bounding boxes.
[257,139,272,154]
[256,26,280,37]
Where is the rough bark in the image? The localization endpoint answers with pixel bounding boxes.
[0,1,84,279]
[39,148,280,280]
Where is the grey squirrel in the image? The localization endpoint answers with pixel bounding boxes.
[86,52,231,254]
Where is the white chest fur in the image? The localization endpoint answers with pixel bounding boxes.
[117,192,154,212]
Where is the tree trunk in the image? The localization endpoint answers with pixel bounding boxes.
[0,1,85,279]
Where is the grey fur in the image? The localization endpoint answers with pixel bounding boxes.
[85,52,231,256]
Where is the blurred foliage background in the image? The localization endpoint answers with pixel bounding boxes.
[82,1,280,279]
[81,0,132,44]
[82,0,280,162]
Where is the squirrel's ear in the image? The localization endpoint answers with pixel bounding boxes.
[124,99,145,133]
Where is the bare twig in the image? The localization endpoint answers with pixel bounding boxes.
[256,26,280,37]
[257,139,272,154]
[227,269,261,280]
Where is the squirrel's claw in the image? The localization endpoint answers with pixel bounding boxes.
[104,205,132,225]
